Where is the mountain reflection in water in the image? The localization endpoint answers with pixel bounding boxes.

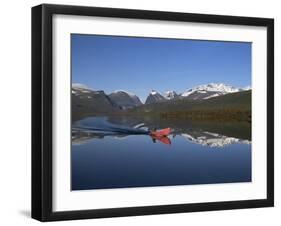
[72,116,251,190]
[72,116,251,147]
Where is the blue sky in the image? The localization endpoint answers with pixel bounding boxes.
[72,34,251,101]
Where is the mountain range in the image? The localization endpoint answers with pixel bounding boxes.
[146,83,250,102]
[72,83,251,121]
[73,83,250,105]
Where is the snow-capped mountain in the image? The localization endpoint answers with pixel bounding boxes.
[181,83,245,100]
[72,83,251,111]
[108,90,142,109]
[145,90,166,104]
[143,83,251,103]
[164,91,179,100]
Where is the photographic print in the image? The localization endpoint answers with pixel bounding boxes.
[71,34,252,191]
[32,4,274,221]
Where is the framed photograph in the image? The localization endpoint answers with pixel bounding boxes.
[32,4,274,221]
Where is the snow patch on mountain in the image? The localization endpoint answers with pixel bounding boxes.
[150,90,158,95]
[203,93,219,99]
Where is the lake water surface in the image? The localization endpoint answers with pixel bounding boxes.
[72,116,251,190]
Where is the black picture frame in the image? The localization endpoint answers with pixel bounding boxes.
[32,3,274,222]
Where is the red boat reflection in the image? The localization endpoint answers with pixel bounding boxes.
[150,128,172,145]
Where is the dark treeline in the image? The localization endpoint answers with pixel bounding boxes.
[159,109,251,122]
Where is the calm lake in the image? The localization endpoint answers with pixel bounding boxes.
[71,116,251,190]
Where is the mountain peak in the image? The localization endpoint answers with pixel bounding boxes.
[113,90,137,97]
[150,90,159,95]
[164,90,178,100]
[146,90,166,104]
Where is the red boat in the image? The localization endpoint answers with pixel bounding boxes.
[149,128,171,137]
